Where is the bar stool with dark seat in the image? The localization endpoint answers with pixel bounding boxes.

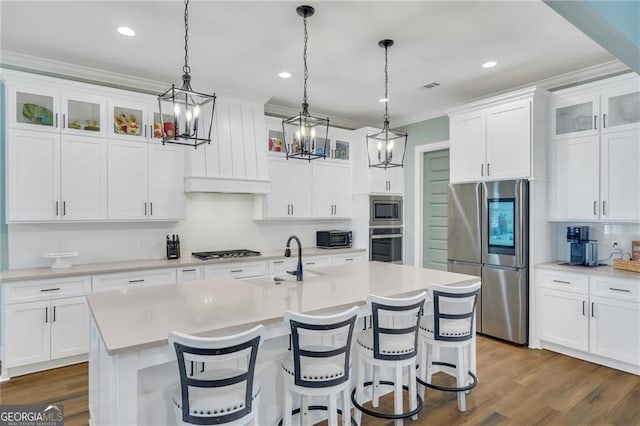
[351,292,427,426]
[280,306,359,426]
[417,281,481,412]
[169,324,265,426]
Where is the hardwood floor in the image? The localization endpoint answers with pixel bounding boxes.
[1,336,638,425]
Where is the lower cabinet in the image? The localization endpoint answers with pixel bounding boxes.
[2,276,92,369]
[537,269,640,371]
[177,266,203,282]
[204,261,267,280]
[92,268,177,292]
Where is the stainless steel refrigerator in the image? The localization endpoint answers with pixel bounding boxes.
[447,179,529,345]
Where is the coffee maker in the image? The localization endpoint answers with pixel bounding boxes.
[567,226,598,266]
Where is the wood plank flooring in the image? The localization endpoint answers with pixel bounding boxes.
[1,336,639,425]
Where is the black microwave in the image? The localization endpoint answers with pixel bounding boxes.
[317,231,352,249]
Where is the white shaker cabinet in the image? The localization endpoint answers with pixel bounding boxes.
[448,89,546,184]
[49,296,89,360]
[600,130,640,221]
[258,156,313,219]
[589,296,640,365]
[312,162,352,218]
[4,300,51,367]
[108,141,184,220]
[539,287,589,351]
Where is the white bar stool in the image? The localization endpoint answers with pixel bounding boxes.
[351,292,427,426]
[280,306,359,426]
[168,324,265,426]
[417,281,481,412]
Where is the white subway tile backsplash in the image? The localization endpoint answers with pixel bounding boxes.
[8,193,352,269]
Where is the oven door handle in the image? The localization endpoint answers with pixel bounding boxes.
[370,234,403,239]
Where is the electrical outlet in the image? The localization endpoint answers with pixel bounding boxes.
[55,240,63,251]
[138,238,145,248]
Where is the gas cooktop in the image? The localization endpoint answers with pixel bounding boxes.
[192,249,261,260]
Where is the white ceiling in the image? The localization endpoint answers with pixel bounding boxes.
[1,1,617,128]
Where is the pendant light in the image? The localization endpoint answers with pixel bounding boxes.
[158,0,216,148]
[282,5,330,162]
[367,39,407,169]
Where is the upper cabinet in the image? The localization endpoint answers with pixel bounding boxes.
[351,127,404,195]
[550,73,640,139]
[184,99,269,194]
[548,74,640,222]
[4,70,184,223]
[448,87,548,184]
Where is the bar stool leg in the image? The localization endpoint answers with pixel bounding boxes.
[342,387,351,426]
[409,361,418,421]
[372,364,380,407]
[394,365,403,426]
[301,396,309,425]
[328,392,338,426]
[456,347,467,412]
[283,386,293,426]
[354,353,364,425]
[418,339,428,400]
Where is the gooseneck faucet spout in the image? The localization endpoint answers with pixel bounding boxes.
[284,235,303,281]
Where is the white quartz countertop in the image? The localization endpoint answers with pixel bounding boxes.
[86,261,478,355]
[0,247,365,283]
[536,261,640,280]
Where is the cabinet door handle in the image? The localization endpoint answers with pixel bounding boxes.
[291,204,294,215]
[594,115,597,130]
[230,269,243,273]
[144,202,147,216]
[55,201,59,216]
[593,201,598,216]
[603,113,607,128]
[150,202,153,216]
[144,124,148,138]
[481,164,484,177]
[53,306,56,322]
[63,201,66,216]
[182,268,196,273]
[128,279,145,284]
[602,201,607,216]
[591,302,595,317]
[487,163,491,176]
[609,287,630,293]
[62,113,66,129]
[40,288,61,292]
[45,307,48,324]
[582,300,586,316]
[552,279,571,284]
[54,113,58,128]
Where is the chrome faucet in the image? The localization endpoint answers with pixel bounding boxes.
[284,235,303,281]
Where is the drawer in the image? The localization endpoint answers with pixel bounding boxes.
[590,276,640,302]
[177,266,203,282]
[92,268,176,292]
[537,270,589,294]
[3,276,92,304]
[268,259,287,275]
[204,261,267,279]
[333,253,366,264]
[287,255,332,270]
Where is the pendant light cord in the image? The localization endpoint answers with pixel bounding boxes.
[384,44,389,123]
[183,0,191,75]
[302,14,309,110]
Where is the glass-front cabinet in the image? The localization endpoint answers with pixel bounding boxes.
[9,85,59,132]
[332,139,350,161]
[602,87,640,133]
[108,100,147,141]
[61,93,107,137]
[551,92,599,139]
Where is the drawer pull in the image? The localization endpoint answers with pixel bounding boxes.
[552,280,571,284]
[305,262,316,265]
[40,288,61,292]
[182,269,196,273]
[609,287,630,293]
[128,279,145,284]
[273,261,284,264]
[345,258,354,261]
[230,269,244,273]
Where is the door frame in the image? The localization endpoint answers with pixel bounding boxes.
[413,141,450,267]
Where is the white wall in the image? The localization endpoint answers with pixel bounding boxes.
[8,193,352,269]
[552,222,640,264]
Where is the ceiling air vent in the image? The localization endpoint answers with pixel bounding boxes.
[422,82,440,89]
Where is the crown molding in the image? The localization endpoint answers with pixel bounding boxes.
[394,59,630,126]
[0,50,269,104]
[264,103,368,130]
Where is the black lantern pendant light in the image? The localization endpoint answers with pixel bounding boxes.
[158,0,216,148]
[282,5,330,162]
[367,39,407,169]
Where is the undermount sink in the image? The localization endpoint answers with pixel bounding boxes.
[241,270,325,288]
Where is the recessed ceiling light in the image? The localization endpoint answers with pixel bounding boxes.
[117,27,136,37]
[378,98,389,103]
[482,61,497,69]
[278,71,292,79]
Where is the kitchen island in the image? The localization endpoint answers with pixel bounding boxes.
[87,261,478,425]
